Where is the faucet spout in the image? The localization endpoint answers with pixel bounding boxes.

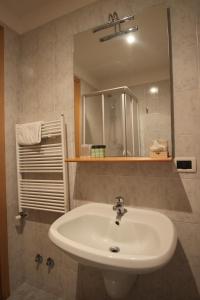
[113,196,127,225]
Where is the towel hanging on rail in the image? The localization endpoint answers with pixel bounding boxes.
[16,121,43,145]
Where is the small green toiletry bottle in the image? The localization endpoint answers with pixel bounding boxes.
[99,145,106,157]
[91,145,97,158]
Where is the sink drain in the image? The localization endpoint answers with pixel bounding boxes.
[109,246,120,253]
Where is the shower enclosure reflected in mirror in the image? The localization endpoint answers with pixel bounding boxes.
[83,87,140,156]
[74,4,173,157]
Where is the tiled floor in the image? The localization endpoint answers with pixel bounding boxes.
[8,282,63,300]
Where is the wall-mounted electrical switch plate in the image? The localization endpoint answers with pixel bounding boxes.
[174,157,196,173]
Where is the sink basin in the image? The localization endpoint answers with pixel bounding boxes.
[49,203,177,298]
[49,203,177,273]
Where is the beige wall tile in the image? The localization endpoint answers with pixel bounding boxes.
[4,27,25,291]
[4,0,200,298]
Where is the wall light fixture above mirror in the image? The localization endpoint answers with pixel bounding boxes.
[73,4,173,161]
[92,11,138,42]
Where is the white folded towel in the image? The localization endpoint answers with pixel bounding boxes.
[150,139,167,152]
[16,121,43,145]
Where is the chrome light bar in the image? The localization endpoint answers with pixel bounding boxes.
[93,15,135,33]
[100,26,138,42]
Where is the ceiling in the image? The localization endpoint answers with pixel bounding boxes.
[74,4,170,88]
[0,0,98,34]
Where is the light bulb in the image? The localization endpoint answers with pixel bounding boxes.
[126,35,135,44]
[149,86,159,94]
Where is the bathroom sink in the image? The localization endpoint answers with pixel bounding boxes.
[49,203,177,273]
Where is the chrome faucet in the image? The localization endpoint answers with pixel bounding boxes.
[113,196,127,225]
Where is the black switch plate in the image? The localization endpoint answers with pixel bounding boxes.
[176,160,192,169]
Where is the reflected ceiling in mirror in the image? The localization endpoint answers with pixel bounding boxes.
[74,4,173,158]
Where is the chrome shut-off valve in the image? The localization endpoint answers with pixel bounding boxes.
[46,257,55,269]
[35,254,43,264]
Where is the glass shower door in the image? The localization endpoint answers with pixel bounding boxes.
[83,94,103,145]
[132,98,140,156]
[82,88,140,157]
[104,92,124,156]
[125,94,134,156]
[125,94,140,156]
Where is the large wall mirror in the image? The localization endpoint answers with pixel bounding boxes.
[74,4,173,158]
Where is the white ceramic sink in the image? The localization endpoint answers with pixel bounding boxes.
[49,203,177,274]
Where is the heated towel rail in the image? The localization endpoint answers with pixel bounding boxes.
[16,115,68,213]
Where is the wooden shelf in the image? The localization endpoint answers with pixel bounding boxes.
[65,156,173,163]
